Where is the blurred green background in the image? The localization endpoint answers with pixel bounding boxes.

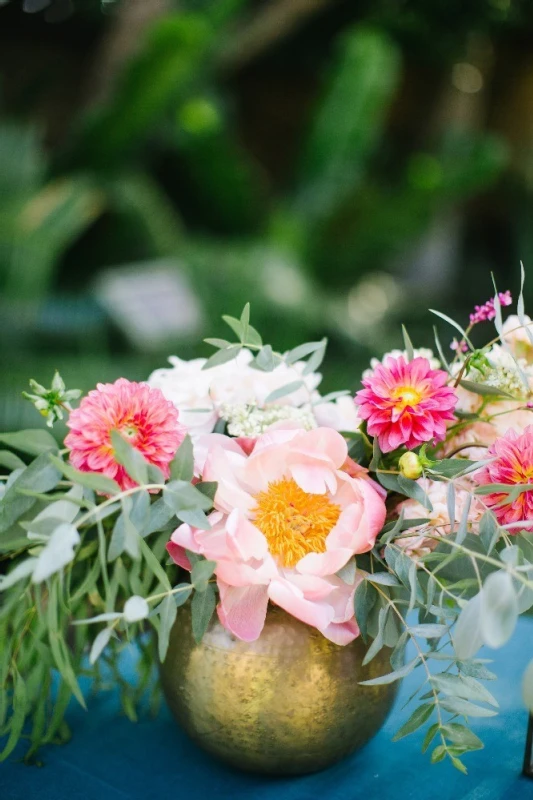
[1,0,533,430]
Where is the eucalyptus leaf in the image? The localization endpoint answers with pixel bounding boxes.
[0,451,25,471]
[441,723,483,751]
[0,429,59,457]
[123,595,149,622]
[169,434,194,482]
[392,703,434,741]
[191,583,216,643]
[401,325,414,361]
[362,606,387,665]
[359,658,418,685]
[145,498,176,536]
[202,345,241,370]
[89,628,113,665]
[254,345,276,371]
[110,430,149,486]
[0,558,37,591]
[454,592,484,660]
[440,697,498,718]
[285,340,325,364]
[353,579,377,641]
[48,454,120,495]
[158,594,177,662]
[163,480,212,514]
[459,379,515,399]
[0,453,61,533]
[480,571,518,649]
[263,380,305,405]
[32,523,80,583]
[430,459,478,479]
[177,508,212,530]
[191,559,216,592]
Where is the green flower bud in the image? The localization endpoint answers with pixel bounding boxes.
[398,452,423,480]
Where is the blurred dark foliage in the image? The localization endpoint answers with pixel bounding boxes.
[1,0,533,428]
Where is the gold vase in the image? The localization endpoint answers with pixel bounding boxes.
[159,604,398,775]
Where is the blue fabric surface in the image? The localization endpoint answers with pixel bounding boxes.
[2,617,533,800]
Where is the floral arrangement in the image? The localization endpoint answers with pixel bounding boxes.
[2,279,533,773]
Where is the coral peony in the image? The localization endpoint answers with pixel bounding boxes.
[474,426,533,530]
[65,378,185,491]
[355,356,457,453]
[167,427,386,644]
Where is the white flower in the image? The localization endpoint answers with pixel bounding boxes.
[363,348,440,379]
[219,403,317,438]
[147,356,220,438]
[313,395,361,433]
[148,349,323,441]
[502,314,533,363]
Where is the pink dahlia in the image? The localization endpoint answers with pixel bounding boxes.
[65,378,185,491]
[355,356,457,453]
[167,427,386,645]
[475,426,533,530]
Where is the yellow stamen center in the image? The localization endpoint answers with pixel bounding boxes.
[253,478,341,568]
[391,385,422,410]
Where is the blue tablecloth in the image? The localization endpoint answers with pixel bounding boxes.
[2,617,533,800]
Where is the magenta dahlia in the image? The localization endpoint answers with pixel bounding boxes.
[355,356,457,453]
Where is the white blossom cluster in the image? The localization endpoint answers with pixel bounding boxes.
[219,403,317,437]
[466,344,533,399]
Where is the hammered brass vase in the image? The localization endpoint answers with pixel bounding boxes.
[159,604,398,775]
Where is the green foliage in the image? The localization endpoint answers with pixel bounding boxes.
[0,423,218,762]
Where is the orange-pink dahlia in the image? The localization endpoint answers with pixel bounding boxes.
[475,426,533,530]
[355,356,457,453]
[65,378,185,490]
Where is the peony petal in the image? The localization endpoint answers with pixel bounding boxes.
[194,433,246,476]
[215,557,276,587]
[268,578,334,630]
[203,444,255,515]
[225,509,268,561]
[324,504,364,551]
[290,462,336,495]
[319,618,359,645]
[295,548,354,577]
[284,573,337,601]
[169,522,198,553]
[217,582,269,642]
[166,542,192,571]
